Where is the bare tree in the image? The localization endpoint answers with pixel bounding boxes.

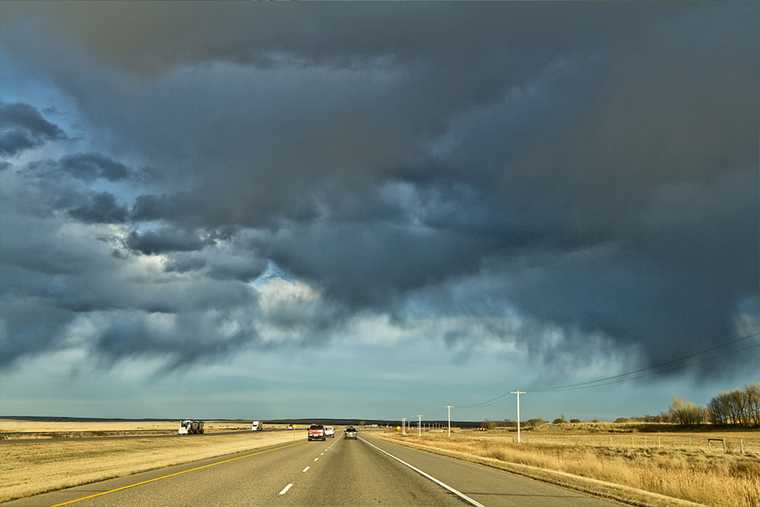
[745,383,760,425]
[668,397,706,425]
[706,385,760,427]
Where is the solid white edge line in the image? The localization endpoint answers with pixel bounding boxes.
[278,483,293,496]
[302,466,310,472]
[359,437,486,507]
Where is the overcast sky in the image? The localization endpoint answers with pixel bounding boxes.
[1,3,759,421]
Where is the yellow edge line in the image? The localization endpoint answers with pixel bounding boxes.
[50,440,303,507]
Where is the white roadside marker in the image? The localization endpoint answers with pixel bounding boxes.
[278,483,293,496]
[359,437,485,507]
[302,466,310,472]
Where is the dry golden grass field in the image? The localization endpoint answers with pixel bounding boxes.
[0,421,302,503]
[0,419,298,440]
[381,425,760,507]
[469,422,760,453]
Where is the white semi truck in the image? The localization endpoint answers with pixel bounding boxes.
[178,419,205,435]
[251,420,263,431]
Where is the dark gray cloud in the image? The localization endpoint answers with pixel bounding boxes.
[206,255,266,282]
[126,227,210,255]
[163,249,266,282]
[165,254,207,274]
[0,102,64,157]
[0,2,758,380]
[59,153,130,181]
[27,153,133,182]
[0,3,685,72]
[0,202,265,368]
[68,192,128,223]
[91,309,254,370]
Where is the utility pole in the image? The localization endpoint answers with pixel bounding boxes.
[511,390,526,444]
[402,417,406,435]
[417,415,422,437]
[447,405,452,437]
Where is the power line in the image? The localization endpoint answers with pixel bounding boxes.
[548,339,760,393]
[456,391,512,409]
[532,329,760,393]
[450,328,760,408]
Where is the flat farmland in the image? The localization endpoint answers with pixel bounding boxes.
[0,419,293,440]
[467,425,760,454]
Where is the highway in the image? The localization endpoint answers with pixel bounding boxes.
[5,432,623,507]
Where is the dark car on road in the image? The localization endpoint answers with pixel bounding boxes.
[345,426,357,439]
[308,424,326,441]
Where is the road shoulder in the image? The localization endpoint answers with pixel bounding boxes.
[370,433,704,507]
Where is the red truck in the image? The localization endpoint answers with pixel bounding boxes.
[307,424,326,441]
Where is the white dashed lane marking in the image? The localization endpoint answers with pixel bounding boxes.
[278,483,293,496]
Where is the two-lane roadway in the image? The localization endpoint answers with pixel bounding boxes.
[5,431,623,506]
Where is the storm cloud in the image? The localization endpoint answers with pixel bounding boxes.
[0,101,64,156]
[0,2,758,382]
[69,192,128,223]
[126,227,210,255]
[59,153,130,181]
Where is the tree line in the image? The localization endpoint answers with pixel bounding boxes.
[665,382,760,426]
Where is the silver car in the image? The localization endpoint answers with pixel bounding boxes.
[345,426,357,439]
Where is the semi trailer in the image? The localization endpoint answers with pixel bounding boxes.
[178,419,205,435]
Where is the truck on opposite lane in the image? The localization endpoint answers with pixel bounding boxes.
[178,420,205,435]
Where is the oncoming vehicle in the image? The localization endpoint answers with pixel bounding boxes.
[178,419,204,435]
[308,424,326,441]
[251,420,263,432]
[345,426,357,439]
[324,425,335,438]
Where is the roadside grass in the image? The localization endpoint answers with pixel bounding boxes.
[0,431,300,503]
[381,430,760,507]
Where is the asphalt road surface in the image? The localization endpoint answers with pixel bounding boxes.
[5,432,623,507]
